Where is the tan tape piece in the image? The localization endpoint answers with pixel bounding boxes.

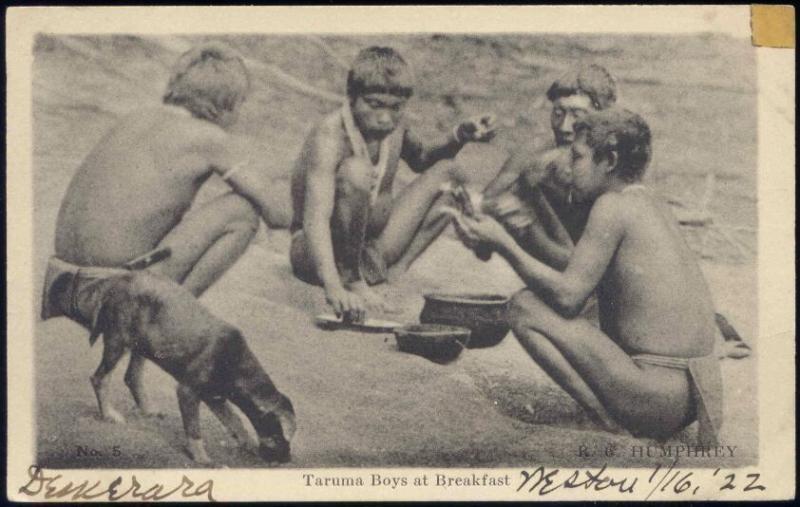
[752,5,796,48]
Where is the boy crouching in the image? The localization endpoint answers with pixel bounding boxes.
[453,108,722,444]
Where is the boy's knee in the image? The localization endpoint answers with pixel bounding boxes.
[336,157,373,196]
[508,289,536,334]
[227,198,259,236]
[430,161,466,185]
[508,289,563,334]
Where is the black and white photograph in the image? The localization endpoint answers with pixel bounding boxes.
[6,5,795,502]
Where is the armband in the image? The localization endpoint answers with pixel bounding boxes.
[221,160,248,182]
[452,124,464,144]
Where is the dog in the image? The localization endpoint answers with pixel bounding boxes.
[82,271,296,465]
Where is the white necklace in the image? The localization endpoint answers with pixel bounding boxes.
[341,103,391,204]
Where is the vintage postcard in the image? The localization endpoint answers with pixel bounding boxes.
[6,5,795,501]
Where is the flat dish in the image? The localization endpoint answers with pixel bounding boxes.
[314,314,401,332]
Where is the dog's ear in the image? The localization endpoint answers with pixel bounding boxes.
[276,395,297,442]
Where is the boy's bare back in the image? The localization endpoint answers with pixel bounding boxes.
[55,105,226,266]
[596,189,716,357]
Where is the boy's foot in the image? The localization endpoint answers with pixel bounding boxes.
[186,438,212,465]
[721,340,751,359]
[714,312,751,359]
[100,407,126,424]
[134,407,167,419]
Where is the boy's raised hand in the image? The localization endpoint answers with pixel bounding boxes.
[456,114,497,143]
[483,192,535,232]
[441,206,479,248]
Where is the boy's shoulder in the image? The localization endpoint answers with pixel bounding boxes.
[316,108,346,133]
[540,145,569,169]
[303,107,354,158]
[149,106,235,161]
[588,190,629,225]
[590,188,657,231]
[594,189,625,207]
[129,105,228,145]
[308,109,346,142]
[513,141,563,166]
[171,109,233,153]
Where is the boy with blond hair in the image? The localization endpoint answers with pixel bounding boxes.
[42,43,288,415]
[452,109,722,444]
[290,46,496,321]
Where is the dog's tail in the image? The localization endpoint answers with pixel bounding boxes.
[89,330,102,347]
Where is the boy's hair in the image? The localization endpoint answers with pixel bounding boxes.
[547,64,617,110]
[346,46,414,100]
[163,43,251,123]
[574,108,652,182]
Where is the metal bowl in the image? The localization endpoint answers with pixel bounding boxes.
[420,293,510,348]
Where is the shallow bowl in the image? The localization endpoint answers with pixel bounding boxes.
[394,323,471,364]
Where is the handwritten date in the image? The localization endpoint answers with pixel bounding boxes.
[517,463,766,498]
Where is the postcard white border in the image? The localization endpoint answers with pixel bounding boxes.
[6,6,795,501]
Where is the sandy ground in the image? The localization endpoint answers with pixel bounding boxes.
[32,34,758,469]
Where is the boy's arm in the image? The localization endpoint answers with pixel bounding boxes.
[401,115,496,173]
[483,150,534,199]
[532,189,573,244]
[400,126,464,173]
[482,149,573,268]
[526,186,575,267]
[525,220,573,270]
[297,129,347,293]
[502,194,624,316]
[492,194,624,317]
[483,147,556,200]
[204,126,364,318]
[483,184,572,270]
[203,132,289,228]
[300,131,369,321]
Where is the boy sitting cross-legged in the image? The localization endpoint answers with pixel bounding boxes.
[451,108,723,444]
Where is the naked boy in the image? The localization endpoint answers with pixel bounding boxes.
[42,44,289,414]
[290,46,496,320]
[452,109,722,443]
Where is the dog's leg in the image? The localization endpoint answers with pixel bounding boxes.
[177,384,211,465]
[90,339,126,423]
[124,353,163,417]
[205,398,258,451]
